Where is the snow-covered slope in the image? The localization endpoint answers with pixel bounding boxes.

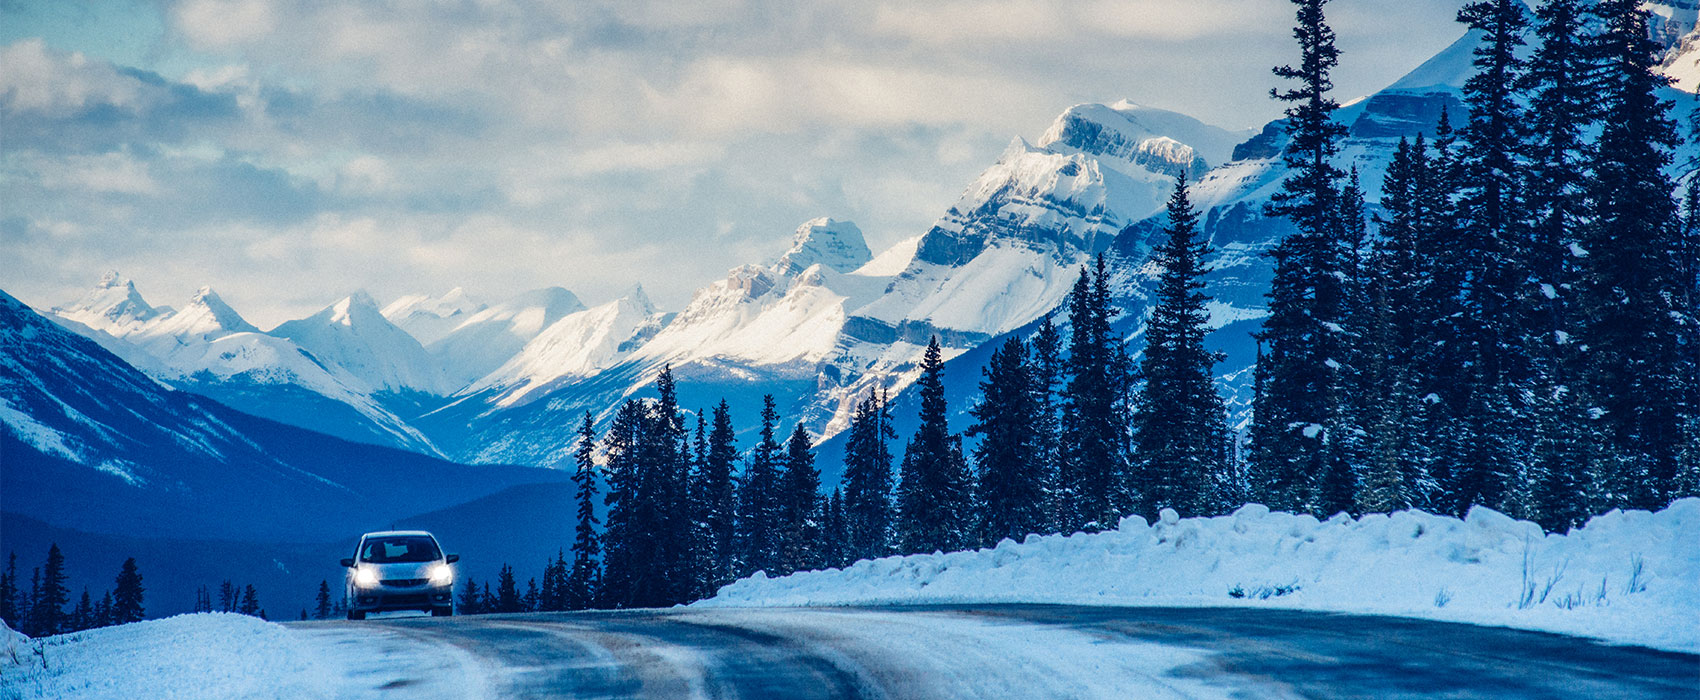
[703,499,1700,654]
[854,102,1251,348]
[465,286,664,408]
[381,287,486,346]
[1,288,552,541]
[271,291,452,396]
[427,287,586,388]
[43,278,441,454]
[49,271,168,334]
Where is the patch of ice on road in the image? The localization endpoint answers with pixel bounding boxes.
[702,499,1700,654]
[685,607,1246,699]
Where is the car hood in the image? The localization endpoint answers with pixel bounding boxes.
[360,561,438,579]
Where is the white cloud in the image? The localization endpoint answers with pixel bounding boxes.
[171,0,277,49]
[0,39,145,114]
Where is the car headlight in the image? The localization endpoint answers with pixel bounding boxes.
[429,563,453,585]
[354,567,379,588]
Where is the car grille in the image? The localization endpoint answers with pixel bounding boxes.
[382,578,428,587]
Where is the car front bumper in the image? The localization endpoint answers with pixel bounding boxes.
[350,584,454,612]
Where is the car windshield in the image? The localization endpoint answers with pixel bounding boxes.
[359,536,441,563]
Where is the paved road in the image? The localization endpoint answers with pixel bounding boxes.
[292,605,1700,699]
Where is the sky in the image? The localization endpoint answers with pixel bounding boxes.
[1,0,1471,327]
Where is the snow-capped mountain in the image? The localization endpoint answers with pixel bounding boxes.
[271,291,452,396]
[50,271,169,333]
[0,288,555,541]
[1,287,570,617]
[427,286,586,388]
[466,285,664,408]
[408,103,1252,467]
[382,287,488,347]
[42,276,442,454]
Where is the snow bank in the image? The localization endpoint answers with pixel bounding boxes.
[701,499,1700,653]
[2,613,347,699]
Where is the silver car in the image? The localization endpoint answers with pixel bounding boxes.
[340,530,458,619]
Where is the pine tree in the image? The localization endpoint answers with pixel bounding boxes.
[314,580,332,620]
[0,552,17,628]
[599,399,643,607]
[31,544,68,636]
[24,568,40,636]
[495,565,520,613]
[969,336,1047,544]
[1321,169,1368,517]
[569,412,601,610]
[97,590,113,626]
[480,582,497,614]
[1132,174,1232,519]
[777,424,823,574]
[699,400,739,589]
[643,365,694,605]
[239,585,260,617]
[69,589,92,632]
[1059,258,1133,530]
[458,577,481,615]
[1516,0,1599,530]
[110,557,143,624]
[842,390,897,562]
[219,580,236,613]
[1430,0,1534,517]
[1030,314,1064,533]
[1249,0,1351,516]
[194,585,211,614]
[896,337,973,553]
[823,489,850,569]
[737,395,786,575]
[1578,0,1693,510]
[1357,138,1434,513]
[523,578,539,613]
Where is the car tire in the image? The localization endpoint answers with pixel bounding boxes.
[347,609,365,620]
[431,606,453,617]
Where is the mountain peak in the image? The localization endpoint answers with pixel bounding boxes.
[330,290,383,324]
[775,218,873,276]
[52,270,162,330]
[620,283,655,314]
[170,286,258,336]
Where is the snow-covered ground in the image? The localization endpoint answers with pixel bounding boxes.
[0,613,483,700]
[703,499,1700,653]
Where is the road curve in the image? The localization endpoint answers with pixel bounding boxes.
[290,605,1699,699]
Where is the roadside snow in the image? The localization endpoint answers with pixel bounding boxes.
[0,613,486,700]
[701,499,1700,653]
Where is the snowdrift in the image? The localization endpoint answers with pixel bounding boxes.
[701,499,1700,652]
[1,614,343,699]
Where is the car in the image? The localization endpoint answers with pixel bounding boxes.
[341,530,459,620]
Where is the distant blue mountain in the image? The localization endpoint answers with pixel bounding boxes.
[0,289,569,616]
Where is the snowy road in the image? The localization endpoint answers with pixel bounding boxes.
[288,605,1700,699]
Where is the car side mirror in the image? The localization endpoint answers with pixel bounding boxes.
[445,554,460,564]
[340,558,355,568]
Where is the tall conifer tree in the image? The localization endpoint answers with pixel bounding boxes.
[1579,0,1693,509]
[568,412,601,610]
[969,337,1046,544]
[111,557,144,624]
[777,424,823,575]
[841,390,897,562]
[737,396,785,574]
[1249,0,1350,515]
[1132,174,1232,518]
[897,337,973,553]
